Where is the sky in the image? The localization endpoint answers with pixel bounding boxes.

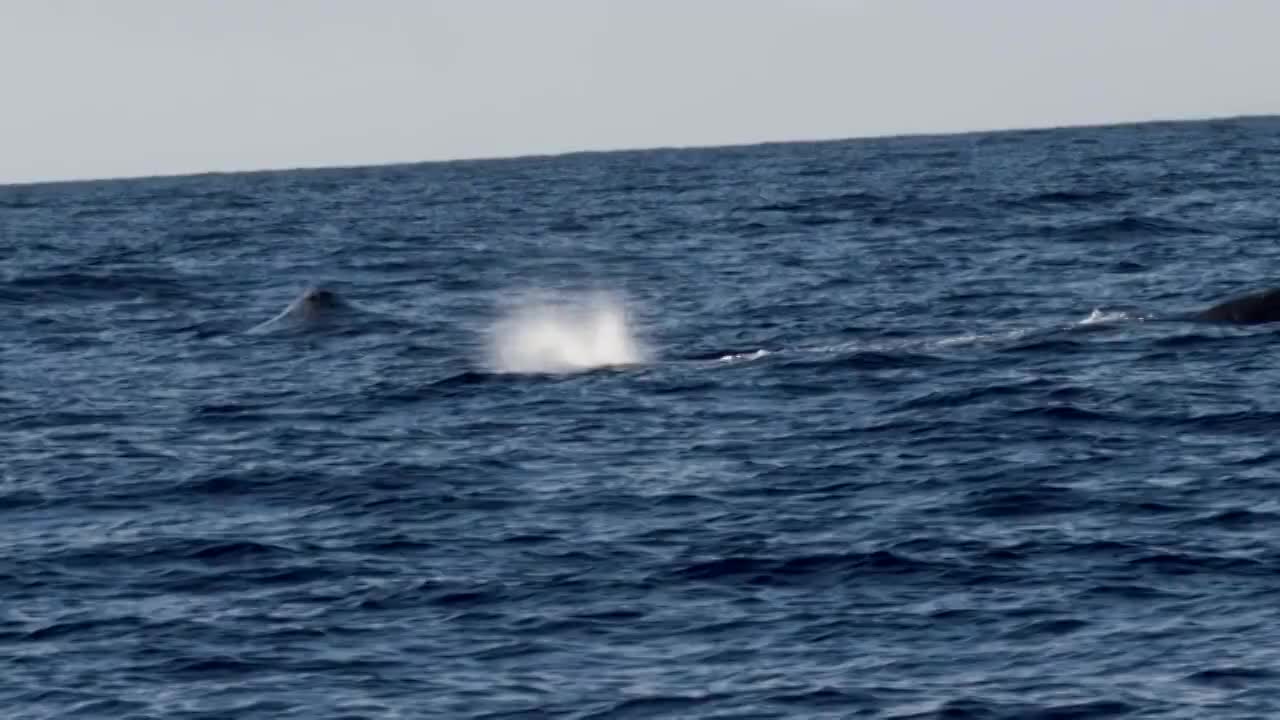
[3,0,1279,185]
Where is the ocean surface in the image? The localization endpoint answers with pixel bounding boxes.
[4,116,1280,719]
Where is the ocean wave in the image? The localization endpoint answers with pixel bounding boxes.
[8,117,1280,718]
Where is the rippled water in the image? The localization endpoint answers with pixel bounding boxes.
[5,116,1280,719]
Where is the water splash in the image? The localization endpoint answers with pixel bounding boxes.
[1079,308,1132,325]
[716,349,771,363]
[488,292,649,374]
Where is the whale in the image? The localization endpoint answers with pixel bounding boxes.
[1196,287,1280,325]
[248,286,353,333]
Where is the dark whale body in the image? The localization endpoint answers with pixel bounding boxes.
[1196,288,1280,325]
[249,286,352,333]
[289,287,346,321]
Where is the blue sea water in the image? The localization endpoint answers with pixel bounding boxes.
[4,116,1280,719]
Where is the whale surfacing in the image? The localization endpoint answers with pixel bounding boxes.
[249,286,351,333]
[288,287,345,322]
[1197,288,1280,325]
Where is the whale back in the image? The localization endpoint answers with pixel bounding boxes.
[1197,288,1280,325]
[288,287,346,321]
[249,286,351,333]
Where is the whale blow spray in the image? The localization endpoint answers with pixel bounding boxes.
[488,291,649,374]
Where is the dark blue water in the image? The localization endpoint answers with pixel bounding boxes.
[5,116,1280,719]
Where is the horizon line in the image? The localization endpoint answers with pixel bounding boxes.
[4,111,1276,190]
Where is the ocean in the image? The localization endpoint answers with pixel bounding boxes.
[4,116,1280,719]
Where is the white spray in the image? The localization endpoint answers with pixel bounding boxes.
[488,291,649,374]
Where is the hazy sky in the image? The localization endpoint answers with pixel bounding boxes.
[4,1,1279,184]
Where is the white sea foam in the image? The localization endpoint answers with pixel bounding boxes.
[930,327,1033,348]
[1079,308,1131,325]
[488,292,649,374]
[716,349,771,363]
[933,332,988,348]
